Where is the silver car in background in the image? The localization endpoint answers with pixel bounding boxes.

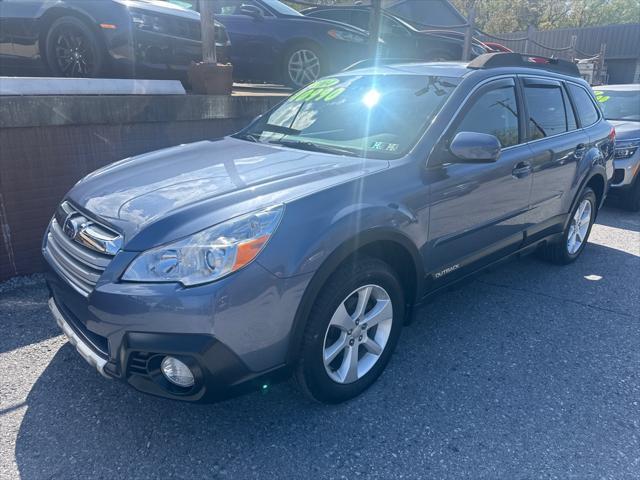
[594,84,640,211]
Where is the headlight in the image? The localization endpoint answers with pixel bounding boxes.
[122,206,283,286]
[328,29,366,43]
[615,141,639,159]
[131,10,169,34]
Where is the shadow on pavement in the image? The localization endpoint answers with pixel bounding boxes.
[14,241,640,479]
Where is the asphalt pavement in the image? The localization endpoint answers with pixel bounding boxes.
[1,206,638,480]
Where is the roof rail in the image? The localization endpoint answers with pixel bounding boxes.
[342,57,425,72]
[467,53,580,77]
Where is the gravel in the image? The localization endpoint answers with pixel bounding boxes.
[1,206,638,480]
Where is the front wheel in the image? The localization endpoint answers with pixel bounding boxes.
[282,43,323,88]
[541,187,597,264]
[45,16,105,78]
[295,257,405,404]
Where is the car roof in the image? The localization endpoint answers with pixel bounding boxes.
[336,60,587,84]
[337,62,471,78]
[341,53,588,85]
[595,84,640,91]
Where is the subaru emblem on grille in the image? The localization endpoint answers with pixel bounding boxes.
[62,214,83,240]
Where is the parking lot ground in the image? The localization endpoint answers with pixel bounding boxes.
[0,206,638,480]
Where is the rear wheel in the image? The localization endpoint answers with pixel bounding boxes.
[282,43,323,88]
[295,257,405,403]
[540,187,597,264]
[45,16,105,78]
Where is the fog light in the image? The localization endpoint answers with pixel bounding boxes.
[161,356,195,388]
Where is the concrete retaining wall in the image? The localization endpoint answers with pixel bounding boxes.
[0,93,283,281]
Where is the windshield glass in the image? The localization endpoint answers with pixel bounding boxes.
[237,74,459,158]
[594,89,640,122]
[262,0,302,16]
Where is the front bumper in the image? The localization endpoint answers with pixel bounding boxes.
[45,260,311,402]
[106,28,230,79]
[610,150,640,192]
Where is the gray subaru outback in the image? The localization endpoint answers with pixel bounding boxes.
[44,53,615,403]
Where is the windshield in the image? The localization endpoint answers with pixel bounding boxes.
[262,0,302,16]
[594,89,640,122]
[236,74,459,158]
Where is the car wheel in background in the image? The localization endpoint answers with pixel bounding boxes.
[541,187,597,264]
[295,257,405,404]
[282,42,324,88]
[45,16,105,78]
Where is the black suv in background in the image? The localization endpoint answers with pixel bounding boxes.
[0,0,229,79]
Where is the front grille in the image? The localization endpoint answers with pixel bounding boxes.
[43,202,119,297]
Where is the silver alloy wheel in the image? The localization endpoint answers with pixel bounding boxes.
[287,49,320,87]
[322,284,393,384]
[567,198,593,255]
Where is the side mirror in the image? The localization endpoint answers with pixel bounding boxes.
[449,131,501,163]
[239,4,263,20]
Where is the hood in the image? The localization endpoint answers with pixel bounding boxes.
[610,120,640,142]
[68,137,387,249]
[114,0,200,20]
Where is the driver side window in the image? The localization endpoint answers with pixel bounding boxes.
[213,0,271,16]
[455,84,520,148]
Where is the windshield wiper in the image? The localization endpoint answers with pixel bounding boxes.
[235,132,261,142]
[268,139,360,157]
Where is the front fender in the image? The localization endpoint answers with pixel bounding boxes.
[258,194,420,279]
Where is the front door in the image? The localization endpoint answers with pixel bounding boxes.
[424,77,533,287]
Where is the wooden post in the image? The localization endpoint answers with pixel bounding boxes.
[598,43,607,84]
[369,0,382,58]
[569,35,577,61]
[200,0,217,64]
[524,24,534,54]
[461,6,476,61]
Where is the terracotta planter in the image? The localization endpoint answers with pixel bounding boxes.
[187,62,233,95]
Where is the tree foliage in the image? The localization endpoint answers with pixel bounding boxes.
[450,0,640,33]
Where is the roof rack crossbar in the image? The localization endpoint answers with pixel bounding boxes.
[467,53,580,77]
[342,57,426,72]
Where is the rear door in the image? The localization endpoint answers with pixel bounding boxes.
[522,77,588,240]
[425,77,533,285]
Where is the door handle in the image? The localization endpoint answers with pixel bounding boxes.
[512,161,532,179]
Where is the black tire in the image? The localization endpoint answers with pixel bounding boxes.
[45,16,105,78]
[623,177,640,212]
[282,42,324,88]
[540,187,597,265]
[295,256,405,404]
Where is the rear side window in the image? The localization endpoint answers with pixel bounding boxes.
[524,84,573,140]
[567,84,600,127]
[455,85,520,148]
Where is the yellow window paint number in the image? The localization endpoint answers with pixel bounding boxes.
[290,78,346,103]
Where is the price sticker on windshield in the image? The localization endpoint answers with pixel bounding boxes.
[290,78,347,103]
[594,90,610,103]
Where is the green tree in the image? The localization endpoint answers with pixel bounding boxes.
[450,0,640,32]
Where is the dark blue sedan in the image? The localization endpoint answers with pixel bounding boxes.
[176,0,372,87]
